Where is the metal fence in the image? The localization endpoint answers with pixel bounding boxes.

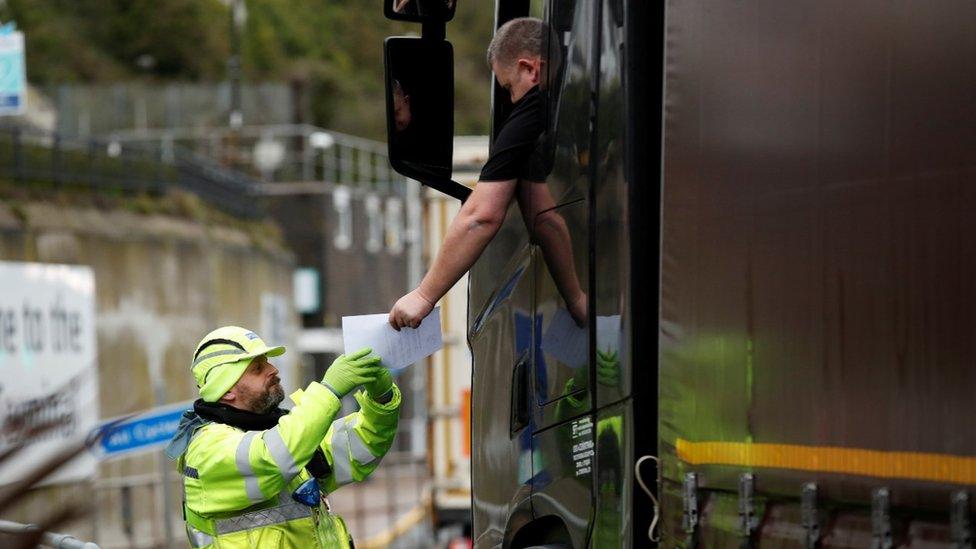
[107,124,400,189]
[0,124,262,219]
[49,83,296,138]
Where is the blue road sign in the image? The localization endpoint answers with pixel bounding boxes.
[94,402,191,459]
[0,31,26,116]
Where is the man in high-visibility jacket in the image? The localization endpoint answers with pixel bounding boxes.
[165,326,400,548]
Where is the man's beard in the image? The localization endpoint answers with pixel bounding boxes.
[241,383,285,414]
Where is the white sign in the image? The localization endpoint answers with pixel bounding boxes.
[0,31,26,116]
[0,262,98,484]
[293,268,320,314]
[341,308,442,370]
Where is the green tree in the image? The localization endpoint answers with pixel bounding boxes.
[0,0,496,139]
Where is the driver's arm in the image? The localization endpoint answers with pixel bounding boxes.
[389,179,517,329]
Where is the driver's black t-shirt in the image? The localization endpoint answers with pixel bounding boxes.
[479,86,546,182]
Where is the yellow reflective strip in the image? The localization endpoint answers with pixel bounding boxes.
[676,439,976,485]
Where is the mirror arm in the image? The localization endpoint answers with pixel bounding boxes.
[422,20,446,41]
[409,28,456,201]
[422,177,472,202]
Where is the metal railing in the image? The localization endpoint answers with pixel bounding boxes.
[48,82,296,137]
[0,520,101,549]
[107,124,400,189]
[0,124,263,219]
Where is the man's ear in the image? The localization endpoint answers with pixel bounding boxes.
[219,388,237,405]
[517,57,542,84]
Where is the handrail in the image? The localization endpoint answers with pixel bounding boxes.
[0,122,263,218]
[0,519,101,549]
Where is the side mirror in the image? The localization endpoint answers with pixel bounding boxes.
[385,0,457,23]
[385,37,471,201]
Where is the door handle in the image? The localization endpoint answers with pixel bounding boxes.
[510,350,530,436]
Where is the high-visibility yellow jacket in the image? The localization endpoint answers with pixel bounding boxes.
[175,382,401,548]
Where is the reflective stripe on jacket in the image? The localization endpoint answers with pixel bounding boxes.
[179,382,401,549]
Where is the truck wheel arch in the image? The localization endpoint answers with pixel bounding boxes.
[508,514,573,548]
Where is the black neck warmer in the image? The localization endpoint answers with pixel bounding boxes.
[193,399,286,431]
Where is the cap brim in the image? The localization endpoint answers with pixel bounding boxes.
[262,345,286,358]
[238,344,286,362]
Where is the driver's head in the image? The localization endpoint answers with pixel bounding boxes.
[486,17,548,103]
[392,79,412,132]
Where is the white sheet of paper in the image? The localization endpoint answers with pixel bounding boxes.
[541,312,622,368]
[341,307,443,370]
[596,314,622,355]
[540,307,588,368]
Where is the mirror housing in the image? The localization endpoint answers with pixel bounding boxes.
[385,37,471,201]
[385,0,457,24]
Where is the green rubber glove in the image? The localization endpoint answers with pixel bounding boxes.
[560,377,585,409]
[322,347,382,398]
[596,348,620,388]
[364,368,394,403]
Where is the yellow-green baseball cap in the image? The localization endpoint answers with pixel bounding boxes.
[191,326,285,402]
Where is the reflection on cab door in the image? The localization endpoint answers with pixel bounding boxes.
[532,198,591,429]
[468,207,535,548]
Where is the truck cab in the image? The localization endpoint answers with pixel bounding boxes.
[382,0,976,547]
[382,1,657,546]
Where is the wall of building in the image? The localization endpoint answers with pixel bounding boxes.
[265,184,411,327]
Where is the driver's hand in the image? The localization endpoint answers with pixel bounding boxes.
[388,289,435,331]
[568,292,588,327]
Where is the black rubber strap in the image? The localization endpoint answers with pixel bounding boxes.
[306,448,332,479]
[193,338,247,360]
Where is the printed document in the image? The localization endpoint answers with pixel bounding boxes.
[342,307,443,370]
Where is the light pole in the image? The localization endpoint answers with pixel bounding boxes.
[228,0,246,129]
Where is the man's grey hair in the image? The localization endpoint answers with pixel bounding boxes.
[486,17,545,67]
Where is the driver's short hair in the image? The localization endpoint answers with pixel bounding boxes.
[486,17,545,67]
